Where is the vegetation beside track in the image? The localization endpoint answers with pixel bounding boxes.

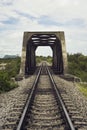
[76,83,87,97]
[0,57,21,93]
[0,53,87,93]
[68,53,87,82]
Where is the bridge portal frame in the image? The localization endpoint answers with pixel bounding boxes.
[20,31,68,75]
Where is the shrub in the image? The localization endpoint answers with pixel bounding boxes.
[68,53,87,82]
[0,57,20,93]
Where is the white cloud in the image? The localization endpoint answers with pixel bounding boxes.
[0,0,87,57]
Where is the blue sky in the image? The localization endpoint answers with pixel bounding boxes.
[0,0,87,57]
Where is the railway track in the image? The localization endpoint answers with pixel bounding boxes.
[2,63,87,130]
[16,63,76,130]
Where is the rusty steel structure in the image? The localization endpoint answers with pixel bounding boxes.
[20,31,68,75]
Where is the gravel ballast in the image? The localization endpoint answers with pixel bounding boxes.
[0,75,35,128]
[53,75,87,120]
[0,74,87,129]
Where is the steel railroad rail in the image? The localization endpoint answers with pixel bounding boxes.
[16,63,75,130]
[46,65,75,130]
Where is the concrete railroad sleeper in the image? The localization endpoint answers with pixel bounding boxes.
[16,63,75,130]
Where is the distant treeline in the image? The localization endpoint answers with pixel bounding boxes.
[36,56,52,64]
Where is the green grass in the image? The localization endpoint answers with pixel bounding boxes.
[77,83,87,97]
